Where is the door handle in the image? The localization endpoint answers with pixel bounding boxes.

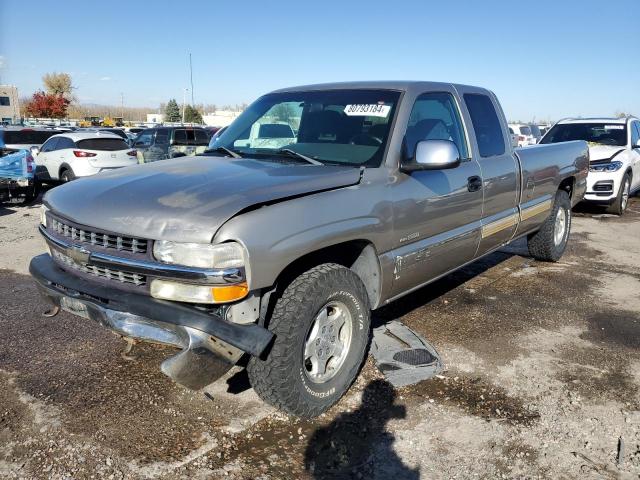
[467,176,482,192]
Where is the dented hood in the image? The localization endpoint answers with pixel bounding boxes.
[44,156,361,243]
[588,144,625,163]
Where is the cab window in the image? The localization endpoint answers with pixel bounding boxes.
[404,92,468,159]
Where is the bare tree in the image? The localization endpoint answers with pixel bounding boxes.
[42,72,74,100]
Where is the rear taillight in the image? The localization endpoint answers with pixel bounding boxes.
[73,150,97,157]
[26,154,34,173]
[127,150,137,157]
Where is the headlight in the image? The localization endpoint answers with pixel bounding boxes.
[590,161,623,172]
[153,240,245,269]
[150,280,248,304]
[40,205,49,227]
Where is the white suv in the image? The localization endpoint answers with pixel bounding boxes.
[540,117,640,215]
[508,123,536,147]
[34,132,138,182]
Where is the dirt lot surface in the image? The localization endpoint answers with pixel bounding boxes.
[1,195,639,479]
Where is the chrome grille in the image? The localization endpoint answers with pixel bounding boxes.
[50,217,148,254]
[52,249,147,286]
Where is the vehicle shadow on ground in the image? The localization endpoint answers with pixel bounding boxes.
[372,247,522,327]
[304,379,419,479]
[0,190,47,217]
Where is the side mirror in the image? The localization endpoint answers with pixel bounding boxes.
[401,140,461,172]
[133,141,144,147]
[29,146,40,156]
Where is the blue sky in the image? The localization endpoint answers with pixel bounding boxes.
[1,0,638,121]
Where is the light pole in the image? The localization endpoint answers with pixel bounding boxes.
[182,88,189,124]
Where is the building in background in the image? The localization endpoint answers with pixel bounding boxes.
[0,85,20,124]
[146,113,165,124]
[202,110,242,127]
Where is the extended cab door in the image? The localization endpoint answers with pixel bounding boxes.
[458,88,520,256]
[389,89,483,298]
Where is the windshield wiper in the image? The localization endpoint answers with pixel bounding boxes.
[274,148,323,166]
[202,146,242,159]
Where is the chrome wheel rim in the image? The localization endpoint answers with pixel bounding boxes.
[621,179,630,211]
[554,207,567,246]
[303,301,353,384]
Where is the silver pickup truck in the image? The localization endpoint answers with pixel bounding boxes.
[30,82,588,417]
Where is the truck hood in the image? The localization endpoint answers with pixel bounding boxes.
[44,156,362,243]
[588,145,625,163]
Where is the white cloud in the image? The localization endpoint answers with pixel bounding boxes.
[99,76,111,81]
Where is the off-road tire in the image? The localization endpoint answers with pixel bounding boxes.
[606,173,631,216]
[247,263,371,418]
[527,190,571,262]
[60,169,76,183]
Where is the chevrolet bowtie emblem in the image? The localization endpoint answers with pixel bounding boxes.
[67,245,91,264]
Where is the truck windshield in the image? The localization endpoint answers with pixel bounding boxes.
[540,123,627,147]
[210,89,401,167]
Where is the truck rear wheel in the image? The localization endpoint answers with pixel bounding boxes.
[527,190,571,262]
[247,263,371,418]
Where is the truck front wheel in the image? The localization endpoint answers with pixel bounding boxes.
[247,263,371,418]
[527,190,571,262]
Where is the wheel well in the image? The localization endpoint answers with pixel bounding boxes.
[59,163,71,177]
[272,240,382,309]
[558,176,575,198]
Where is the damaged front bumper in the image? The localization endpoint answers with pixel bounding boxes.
[29,254,273,389]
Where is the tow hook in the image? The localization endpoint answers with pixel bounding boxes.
[43,305,60,317]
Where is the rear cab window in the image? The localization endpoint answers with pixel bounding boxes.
[463,94,506,157]
[76,138,130,151]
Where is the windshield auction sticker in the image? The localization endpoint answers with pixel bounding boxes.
[344,104,391,118]
[604,125,624,130]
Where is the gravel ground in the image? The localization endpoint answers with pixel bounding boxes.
[0,194,639,479]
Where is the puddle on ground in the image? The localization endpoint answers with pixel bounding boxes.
[402,375,540,426]
[583,311,640,349]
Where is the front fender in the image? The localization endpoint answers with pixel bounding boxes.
[213,171,393,291]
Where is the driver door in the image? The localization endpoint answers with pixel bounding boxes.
[389,90,483,298]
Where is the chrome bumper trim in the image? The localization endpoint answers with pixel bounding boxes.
[39,224,245,284]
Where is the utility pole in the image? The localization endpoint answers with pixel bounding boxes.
[120,92,124,120]
[182,88,189,124]
[189,53,194,106]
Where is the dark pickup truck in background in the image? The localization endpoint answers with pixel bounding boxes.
[30,81,588,417]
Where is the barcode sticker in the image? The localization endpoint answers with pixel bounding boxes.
[344,104,391,118]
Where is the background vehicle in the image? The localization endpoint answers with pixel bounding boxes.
[1,127,61,150]
[538,124,550,137]
[528,124,542,143]
[132,126,209,162]
[508,127,518,148]
[203,126,220,138]
[0,130,37,202]
[509,123,536,146]
[207,125,227,148]
[34,132,138,182]
[31,81,588,418]
[86,127,130,143]
[540,117,640,214]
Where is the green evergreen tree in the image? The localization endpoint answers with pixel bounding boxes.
[164,99,181,122]
[183,104,203,124]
